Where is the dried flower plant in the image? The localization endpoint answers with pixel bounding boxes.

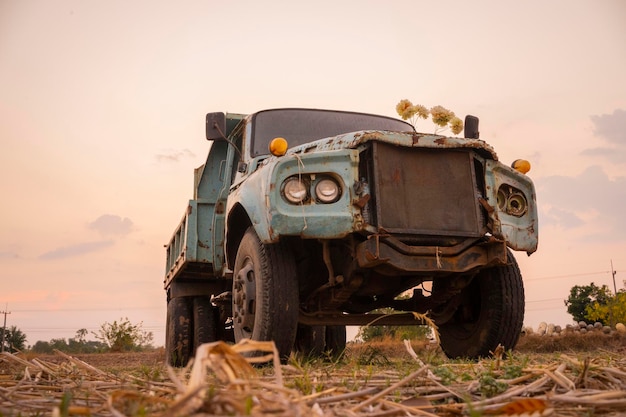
[396,99,464,135]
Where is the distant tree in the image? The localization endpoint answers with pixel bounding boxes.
[49,338,69,351]
[75,328,88,344]
[586,291,626,327]
[93,317,153,352]
[1,326,27,352]
[358,324,432,342]
[31,340,53,354]
[357,308,432,342]
[32,332,107,354]
[66,328,107,353]
[564,282,611,323]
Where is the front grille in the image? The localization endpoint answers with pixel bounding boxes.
[367,142,483,238]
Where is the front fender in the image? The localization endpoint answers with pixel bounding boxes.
[485,160,538,254]
[227,149,360,244]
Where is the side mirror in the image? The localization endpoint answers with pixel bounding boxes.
[464,115,479,139]
[206,112,226,140]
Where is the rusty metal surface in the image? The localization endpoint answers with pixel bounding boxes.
[371,143,484,237]
[355,236,508,274]
[286,129,498,160]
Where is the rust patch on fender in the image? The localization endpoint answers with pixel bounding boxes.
[353,194,370,209]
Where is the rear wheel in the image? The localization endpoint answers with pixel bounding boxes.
[437,251,525,359]
[165,297,192,367]
[193,296,217,352]
[325,325,347,358]
[232,228,299,361]
[295,325,326,356]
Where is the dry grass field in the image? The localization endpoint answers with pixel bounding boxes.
[1,332,625,416]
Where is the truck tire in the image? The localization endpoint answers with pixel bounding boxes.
[437,251,524,359]
[232,228,299,361]
[193,296,217,353]
[295,325,326,357]
[295,325,346,359]
[165,297,192,367]
[325,325,347,358]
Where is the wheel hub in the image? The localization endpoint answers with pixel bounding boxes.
[233,261,256,336]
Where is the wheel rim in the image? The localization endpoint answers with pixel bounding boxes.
[233,259,256,338]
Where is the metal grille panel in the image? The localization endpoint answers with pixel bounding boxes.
[372,143,482,237]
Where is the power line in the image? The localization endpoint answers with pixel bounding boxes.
[526,298,563,303]
[524,268,624,282]
[524,270,612,281]
[526,307,564,311]
[12,307,162,313]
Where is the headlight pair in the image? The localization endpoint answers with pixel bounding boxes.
[282,175,342,205]
[497,185,528,217]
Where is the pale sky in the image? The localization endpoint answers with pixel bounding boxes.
[1,1,625,347]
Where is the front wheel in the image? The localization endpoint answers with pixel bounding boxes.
[437,251,525,359]
[232,228,299,360]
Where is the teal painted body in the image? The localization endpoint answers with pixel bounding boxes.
[164,108,538,294]
[163,108,539,362]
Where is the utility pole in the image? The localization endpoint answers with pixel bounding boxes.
[0,304,10,353]
[610,260,617,294]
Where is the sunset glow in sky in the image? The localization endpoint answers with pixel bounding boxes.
[1,1,625,346]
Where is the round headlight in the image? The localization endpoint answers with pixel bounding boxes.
[497,188,507,211]
[507,193,528,217]
[283,177,308,204]
[315,178,340,203]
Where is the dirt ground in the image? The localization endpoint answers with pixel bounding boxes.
[20,330,626,370]
[2,333,626,416]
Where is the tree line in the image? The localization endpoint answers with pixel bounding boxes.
[3,284,624,352]
[1,317,153,354]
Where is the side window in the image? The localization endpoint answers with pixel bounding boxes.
[229,121,252,186]
[230,130,244,184]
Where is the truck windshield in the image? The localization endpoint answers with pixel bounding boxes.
[250,108,414,157]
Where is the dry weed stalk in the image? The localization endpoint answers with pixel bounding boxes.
[1,336,626,416]
[168,338,302,416]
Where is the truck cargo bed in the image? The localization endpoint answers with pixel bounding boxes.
[164,199,217,287]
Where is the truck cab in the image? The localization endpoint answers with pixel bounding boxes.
[164,108,538,365]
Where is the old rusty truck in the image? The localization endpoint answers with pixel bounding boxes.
[163,108,538,366]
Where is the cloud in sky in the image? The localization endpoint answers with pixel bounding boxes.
[0,251,19,260]
[541,206,585,229]
[87,214,134,237]
[590,109,626,145]
[537,166,626,240]
[583,109,626,164]
[38,240,114,260]
[155,149,195,163]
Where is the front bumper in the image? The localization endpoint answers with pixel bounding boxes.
[356,234,508,275]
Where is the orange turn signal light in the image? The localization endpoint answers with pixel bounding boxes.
[269,137,288,156]
[511,159,531,174]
